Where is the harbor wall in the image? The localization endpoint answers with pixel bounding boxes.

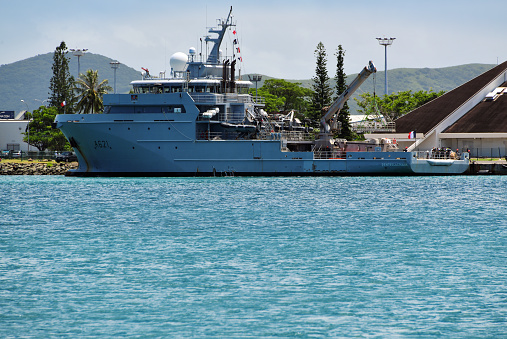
[1,160,506,175]
[0,161,77,175]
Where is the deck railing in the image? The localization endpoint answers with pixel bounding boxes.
[313,150,347,159]
[190,93,264,105]
[414,149,463,160]
[352,121,396,133]
[257,131,315,141]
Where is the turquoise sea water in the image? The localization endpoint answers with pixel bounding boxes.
[1,175,506,337]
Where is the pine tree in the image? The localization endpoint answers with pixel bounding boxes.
[334,45,353,140]
[48,41,75,114]
[309,42,332,128]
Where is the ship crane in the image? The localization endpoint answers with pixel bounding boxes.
[320,61,376,134]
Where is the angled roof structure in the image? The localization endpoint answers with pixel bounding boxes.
[395,61,507,134]
[444,81,507,133]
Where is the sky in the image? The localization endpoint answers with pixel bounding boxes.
[1,0,505,80]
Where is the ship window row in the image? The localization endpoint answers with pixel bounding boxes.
[105,105,186,114]
[132,84,250,95]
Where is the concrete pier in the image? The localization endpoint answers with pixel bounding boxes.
[466,159,507,175]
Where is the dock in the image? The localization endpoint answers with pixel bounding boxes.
[467,159,507,175]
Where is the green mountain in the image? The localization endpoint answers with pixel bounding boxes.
[0,53,495,114]
[0,53,141,112]
[247,63,495,114]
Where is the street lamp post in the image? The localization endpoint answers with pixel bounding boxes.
[376,37,395,96]
[248,74,262,99]
[69,48,88,76]
[21,100,29,152]
[110,61,120,94]
[34,99,49,107]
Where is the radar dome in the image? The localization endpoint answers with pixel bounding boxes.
[170,52,188,72]
[189,47,196,55]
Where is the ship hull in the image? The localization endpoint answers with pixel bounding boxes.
[55,114,469,177]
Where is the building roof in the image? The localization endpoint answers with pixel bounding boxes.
[444,82,507,133]
[394,61,507,134]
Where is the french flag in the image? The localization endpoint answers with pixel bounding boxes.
[408,131,416,139]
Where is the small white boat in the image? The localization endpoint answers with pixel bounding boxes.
[427,159,455,166]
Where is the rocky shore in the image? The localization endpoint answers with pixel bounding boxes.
[0,161,78,175]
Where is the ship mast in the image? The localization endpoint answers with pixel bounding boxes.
[205,6,234,64]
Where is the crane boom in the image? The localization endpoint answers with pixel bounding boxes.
[321,61,376,132]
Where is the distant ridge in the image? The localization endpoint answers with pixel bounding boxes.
[0,53,495,113]
[245,63,495,114]
[0,53,141,112]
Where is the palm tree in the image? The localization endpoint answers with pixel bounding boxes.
[74,69,112,114]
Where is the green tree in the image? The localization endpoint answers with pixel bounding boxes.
[249,87,285,113]
[256,79,313,114]
[355,89,445,121]
[48,41,75,114]
[23,106,70,151]
[334,45,353,140]
[74,69,112,114]
[309,42,332,128]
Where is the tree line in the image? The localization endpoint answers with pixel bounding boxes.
[251,42,444,140]
[24,41,112,151]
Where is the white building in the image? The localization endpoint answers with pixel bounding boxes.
[367,61,507,158]
[0,111,30,151]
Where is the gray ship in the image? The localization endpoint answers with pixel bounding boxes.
[54,7,469,176]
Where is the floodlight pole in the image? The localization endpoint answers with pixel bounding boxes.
[376,37,395,95]
[70,48,88,76]
[110,61,120,94]
[248,74,262,99]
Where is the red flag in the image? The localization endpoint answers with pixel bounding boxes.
[61,101,66,107]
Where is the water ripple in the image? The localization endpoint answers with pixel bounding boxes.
[1,176,506,337]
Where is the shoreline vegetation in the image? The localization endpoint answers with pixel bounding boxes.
[0,160,77,175]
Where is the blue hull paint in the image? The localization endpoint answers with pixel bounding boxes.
[57,114,466,176]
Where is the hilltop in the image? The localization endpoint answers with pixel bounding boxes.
[0,53,141,112]
[254,63,495,114]
[0,53,495,114]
